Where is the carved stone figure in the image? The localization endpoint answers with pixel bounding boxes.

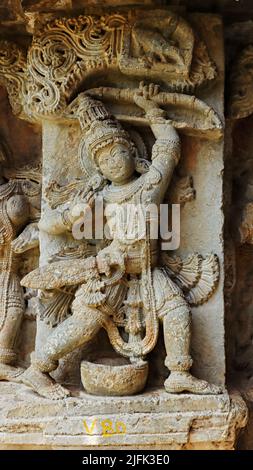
[20,83,222,399]
[0,3,249,450]
[0,145,41,383]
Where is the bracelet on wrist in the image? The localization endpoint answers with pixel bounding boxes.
[146,108,167,120]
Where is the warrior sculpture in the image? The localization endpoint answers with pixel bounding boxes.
[20,83,222,399]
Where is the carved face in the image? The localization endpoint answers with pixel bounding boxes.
[6,195,30,227]
[96,143,135,184]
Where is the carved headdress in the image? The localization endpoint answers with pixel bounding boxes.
[73,95,136,165]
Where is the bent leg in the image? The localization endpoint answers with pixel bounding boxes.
[158,298,223,394]
[21,307,104,399]
[0,306,24,382]
[34,307,104,372]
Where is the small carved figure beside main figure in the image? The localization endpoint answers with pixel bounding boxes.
[0,143,41,383]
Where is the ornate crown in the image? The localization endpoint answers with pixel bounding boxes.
[73,95,135,162]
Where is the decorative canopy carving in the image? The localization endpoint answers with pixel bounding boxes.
[0,41,27,117]
[0,10,217,120]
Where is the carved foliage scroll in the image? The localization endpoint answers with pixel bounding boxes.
[0,41,27,117]
[0,10,217,119]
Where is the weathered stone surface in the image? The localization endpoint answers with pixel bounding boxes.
[223,17,253,449]
[0,2,250,451]
[0,383,247,449]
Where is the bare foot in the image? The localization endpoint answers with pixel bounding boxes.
[20,365,70,400]
[0,363,24,383]
[165,371,224,395]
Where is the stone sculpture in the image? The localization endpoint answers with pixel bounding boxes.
[20,83,222,399]
[0,4,248,450]
[0,144,41,383]
[0,10,217,119]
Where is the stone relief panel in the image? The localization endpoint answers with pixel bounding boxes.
[19,83,222,399]
[0,9,225,396]
[0,86,42,382]
[0,6,247,450]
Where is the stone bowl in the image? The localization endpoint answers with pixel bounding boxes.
[81,356,149,396]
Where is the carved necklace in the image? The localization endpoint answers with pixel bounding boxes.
[103,175,146,204]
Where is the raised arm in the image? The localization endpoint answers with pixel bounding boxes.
[133,83,181,199]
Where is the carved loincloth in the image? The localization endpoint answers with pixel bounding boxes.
[72,267,184,321]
